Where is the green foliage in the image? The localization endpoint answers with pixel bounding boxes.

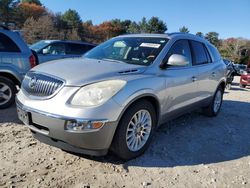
[179,26,189,33]
[21,0,42,5]
[128,17,167,34]
[61,9,82,29]
[205,32,220,48]
[196,32,204,37]
[147,17,167,33]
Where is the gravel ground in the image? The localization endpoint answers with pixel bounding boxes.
[0,77,250,188]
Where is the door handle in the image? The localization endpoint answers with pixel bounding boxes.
[192,76,197,82]
[212,72,216,77]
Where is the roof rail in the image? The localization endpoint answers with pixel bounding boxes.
[0,25,9,30]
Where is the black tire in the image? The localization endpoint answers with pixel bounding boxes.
[111,100,157,160]
[203,86,223,117]
[240,84,246,88]
[0,77,17,109]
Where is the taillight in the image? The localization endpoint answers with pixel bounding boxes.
[29,55,36,68]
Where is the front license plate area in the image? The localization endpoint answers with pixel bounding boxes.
[17,107,30,125]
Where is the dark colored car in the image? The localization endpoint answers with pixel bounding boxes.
[30,40,96,64]
[234,63,247,76]
[223,59,236,89]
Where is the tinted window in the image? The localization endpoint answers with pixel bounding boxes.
[43,43,66,55]
[165,40,192,65]
[207,44,221,62]
[67,43,93,55]
[0,33,20,52]
[190,41,208,65]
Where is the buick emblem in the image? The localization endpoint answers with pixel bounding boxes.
[29,76,37,89]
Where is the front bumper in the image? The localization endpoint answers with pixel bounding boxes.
[16,98,119,156]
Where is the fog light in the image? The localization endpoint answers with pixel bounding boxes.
[66,120,105,132]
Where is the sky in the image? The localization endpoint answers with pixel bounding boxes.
[41,0,250,39]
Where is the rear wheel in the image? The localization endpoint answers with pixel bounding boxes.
[240,84,246,88]
[203,86,223,117]
[0,77,17,109]
[111,100,156,160]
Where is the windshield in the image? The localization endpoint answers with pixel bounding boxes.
[84,37,168,66]
[30,40,52,52]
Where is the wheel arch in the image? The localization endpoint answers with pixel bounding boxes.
[0,71,21,86]
[116,93,161,128]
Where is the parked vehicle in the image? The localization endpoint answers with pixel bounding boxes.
[0,26,37,109]
[30,40,96,64]
[223,59,236,89]
[16,33,226,160]
[233,63,247,76]
[240,68,250,88]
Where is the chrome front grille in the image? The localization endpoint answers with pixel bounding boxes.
[22,72,64,98]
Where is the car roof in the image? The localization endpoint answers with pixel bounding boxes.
[117,32,210,45]
[40,40,96,46]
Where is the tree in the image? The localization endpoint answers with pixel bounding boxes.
[196,32,204,37]
[0,0,19,26]
[21,0,41,5]
[22,15,58,44]
[15,2,47,27]
[128,17,167,34]
[205,32,220,48]
[219,38,249,64]
[61,9,82,29]
[179,26,189,33]
[147,16,167,33]
[127,21,140,33]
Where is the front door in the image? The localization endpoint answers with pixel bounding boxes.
[38,42,67,63]
[161,40,199,117]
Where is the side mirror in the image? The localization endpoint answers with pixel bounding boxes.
[42,48,49,55]
[167,54,189,66]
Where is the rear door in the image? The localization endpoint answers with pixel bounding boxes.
[66,43,94,57]
[189,40,218,100]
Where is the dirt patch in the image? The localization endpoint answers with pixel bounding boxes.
[0,77,250,188]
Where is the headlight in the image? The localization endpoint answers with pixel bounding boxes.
[70,80,126,107]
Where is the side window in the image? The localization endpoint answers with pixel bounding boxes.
[165,40,192,66]
[67,43,89,55]
[43,43,66,55]
[0,33,20,52]
[190,40,209,65]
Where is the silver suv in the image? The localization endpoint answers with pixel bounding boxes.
[0,26,36,109]
[16,33,226,160]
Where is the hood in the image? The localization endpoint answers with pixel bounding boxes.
[32,58,147,86]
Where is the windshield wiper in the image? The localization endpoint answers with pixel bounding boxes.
[102,58,125,64]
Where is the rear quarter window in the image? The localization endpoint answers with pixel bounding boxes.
[207,44,221,62]
[190,40,209,65]
[0,33,21,53]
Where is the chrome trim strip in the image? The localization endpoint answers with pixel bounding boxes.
[22,71,66,100]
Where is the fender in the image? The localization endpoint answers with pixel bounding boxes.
[0,66,23,84]
[114,89,162,127]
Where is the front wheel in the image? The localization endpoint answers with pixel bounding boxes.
[203,86,223,117]
[111,100,156,160]
[0,77,17,109]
